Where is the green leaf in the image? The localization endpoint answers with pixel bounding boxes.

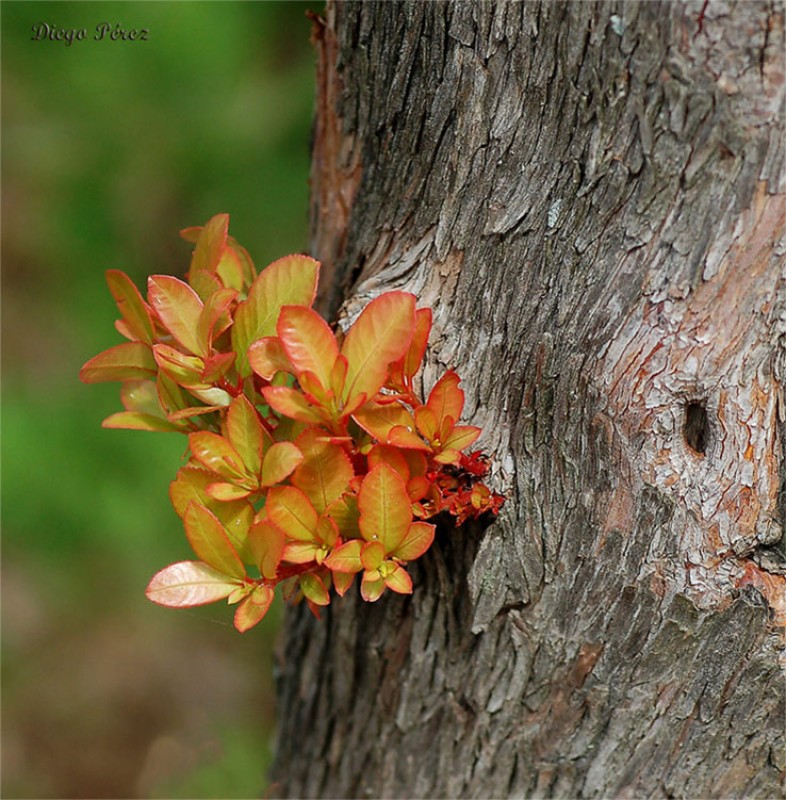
[341,292,415,407]
[105,269,155,344]
[277,305,338,390]
[152,343,205,388]
[360,540,385,571]
[80,342,157,383]
[261,441,303,487]
[233,586,275,632]
[231,254,319,377]
[358,463,412,552]
[146,561,240,607]
[184,503,246,579]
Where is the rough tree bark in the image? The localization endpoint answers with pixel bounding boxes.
[272,2,786,797]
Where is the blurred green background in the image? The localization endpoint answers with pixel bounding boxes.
[2,2,320,796]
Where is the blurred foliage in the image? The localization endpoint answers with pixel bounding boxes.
[1,2,321,797]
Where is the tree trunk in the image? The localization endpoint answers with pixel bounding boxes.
[272,2,786,797]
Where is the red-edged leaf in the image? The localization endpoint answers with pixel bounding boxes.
[247,520,286,579]
[384,564,413,594]
[148,275,207,356]
[414,405,439,441]
[216,246,245,292]
[184,503,246,578]
[266,486,318,541]
[197,287,236,351]
[277,305,338,389]
[360,573,386,602]
[358,463,412,551]
[291,428,354,513]
[389,307,432,386]
[325,495,360,539]
[324,539,363,573]
[169,466,254,554]
[387,425,430,451]
[261,441,303,487]
[188,269,223,303]
[367,444,410,482]
[427,370,464,428]
[153,344,205,387]
[234,586,275,632]
[333,571,355,597]
[282,541,319,564]
[248,337,291,380]
[226,395,265,477]
[262,386,325,424]
[300,573,330,606]
[146,561,239,607]
[105,269,155,344]
[207,482,253,501]
[189,431,252,484]
[361,540,385,571]
[341,292,416,406]
[402,307,432,379]
[232,254,319,377]
[80,342,156,383]
[352,400,415,442]
[187,213,229,276]
[200,351,236,384]
[392,521,435,561]
[443,425,481,452]
[102,412,182,432]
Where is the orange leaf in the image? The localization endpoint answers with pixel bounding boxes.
[443,425,481,452]
[248,337,291,380]
[393,521,435,561]
[427,371,464,429]
[105,269,155,344]
[358,463,412,552]
[246,520,286,579]
[291,428,354,513]
[226,395,266,478]
[261,441,303,487]
[389,307,432,386]
[341,292,416,407]
[80,342,157,383]
[197,287,236,351]
[189,431,252,484]
[184,503,246,579]
[360,574,385,602]
[277,305,338,390]
[233,586,274,632]
[187,213,229,276]
[300,573,330,606]
[148,275,207,356]
[152,344,205,388]
[231,254,319,377]
[324,539,363,573]
[387,425,430,451]
[266,486,319,542]
[262,386,325,424]
[146,561,240,607]
[384,564,413,594]
[353,400,415,442]
[367,445,410,482]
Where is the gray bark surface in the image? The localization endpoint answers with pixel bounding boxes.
[273,2,786,797]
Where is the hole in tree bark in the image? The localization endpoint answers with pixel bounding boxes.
[684,400,709,455]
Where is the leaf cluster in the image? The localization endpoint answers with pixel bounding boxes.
[81,215,504,632]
